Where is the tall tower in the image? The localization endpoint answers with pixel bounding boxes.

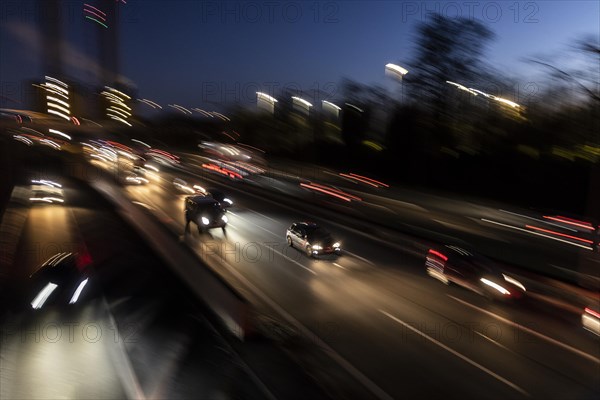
[38,0,63,77]
[97,0,120,87]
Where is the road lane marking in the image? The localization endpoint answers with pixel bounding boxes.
[498,209,578,232]
[68,203,146,400]
[480,219,594,251]
[449,295,600,364]
[208,256,394,400]
[344,250,374,265]
[247,209,280,223]
[475,331,512,352]
[379,309,530,397]
[103,297,147,400]
[232,212,375,268]
[228,211,282,237]
[181,167,422,260]
[333,262,347,270]
[264,245,317,275]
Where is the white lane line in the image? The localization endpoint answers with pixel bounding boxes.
[480,219,594,251]
[344,250,374,265]
[233,212,376,268]
[247,209,280,224]
[68,204,146,400]
[475,331,512,352]
[208,255,393,400]
[333,262,347,270]
[379,309,530,397]
[438,217,511,243]
[265,245,317,275]
[103,297,147,400]
[449,295,600,365]
[498,209,578,232]
[228,212,282,238]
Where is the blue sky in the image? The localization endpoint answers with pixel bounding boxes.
[1,1,598,109]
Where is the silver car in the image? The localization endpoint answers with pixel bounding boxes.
[286,222,341,257]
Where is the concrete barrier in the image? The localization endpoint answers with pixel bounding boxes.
[67,154,253,339]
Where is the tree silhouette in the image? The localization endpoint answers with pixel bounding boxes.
[406,14,495,122]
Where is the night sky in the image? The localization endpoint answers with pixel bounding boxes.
[1,1,598,110]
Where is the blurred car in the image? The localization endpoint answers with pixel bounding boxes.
[145,149,180,168]
[194,186,233,209]
[124,167,150,185]
[582,306,600,336]
[173,178,196,194]
[206,188,233,208]
[28,252,91,310]
[29,179,64,204]
[185,195,228,233]
[286,222,341,257]
[425,245,526,300]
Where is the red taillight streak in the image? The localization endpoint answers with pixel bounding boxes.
[202,163,242,179]
[149,149,178,160]
[300,183,352,202]
[428,249,448,261]
[543,216,594,230]
[308,182,361,200]
[339,173,379,187]
[584,308,600,319]
[220,131,236,141]
[76,249,93,270]
[525,225,594,244]
[309,182,362,201]
[349,173,389,187]
[107,141,134,153]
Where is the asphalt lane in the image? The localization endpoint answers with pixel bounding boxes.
[1,183,128,400]
[122,167,600,399]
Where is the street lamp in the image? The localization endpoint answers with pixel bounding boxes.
[322,100,341,119]
[256,92,278,114]
[385,63,408,79]
[291,96,313,116]
[385,63,408,103]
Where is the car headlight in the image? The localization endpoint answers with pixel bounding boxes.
[502,274,526,292]
[31,282,59,309]
[480,277,511,295]
[221,215,228,223]
[201,217,210,225]
[312,245,323,250]
[69,278,89,304]
[333,242,340,248]
[223,198,233,205]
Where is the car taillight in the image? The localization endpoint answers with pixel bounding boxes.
[427,249,448,261]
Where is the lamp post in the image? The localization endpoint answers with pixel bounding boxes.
[256,92,278,114]
[385,63,408,103]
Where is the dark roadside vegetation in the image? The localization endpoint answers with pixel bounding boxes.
[109,14,599,220]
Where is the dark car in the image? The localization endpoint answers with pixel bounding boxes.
[185,195,228,233]
[28,252,92,310]
[205,188,233,209]
[425,245,526,300]
[286,222,341,257]
[582,305,600,336]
